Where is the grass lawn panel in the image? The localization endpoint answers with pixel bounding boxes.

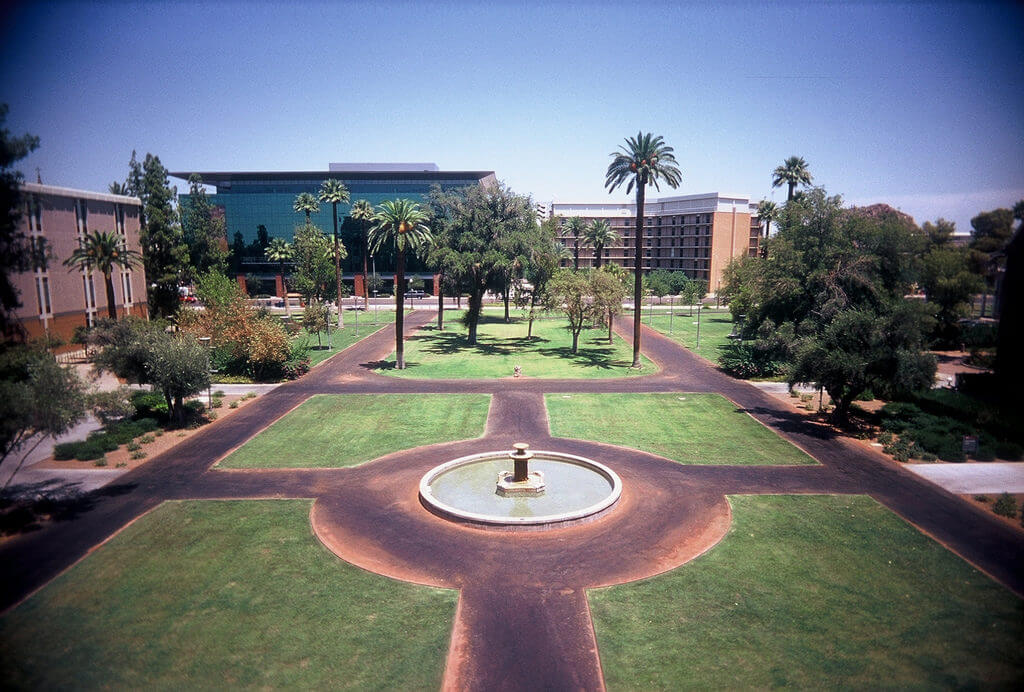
[297,310,403,368]
[631,307,735,360]
[378,310,655,378]
[590,495,1023,690]
[546,393,815,465]
[0,500,457,690]
[219,393,490,469]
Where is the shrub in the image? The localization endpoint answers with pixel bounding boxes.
[73,441,105,461]
[211,398,223,409]
[130,390,169,421]
[116,461,127,468]
[718,342,783,379]
[992,493,1018,518]
[90,387,136,424]
[129,450,147,460]
[993,440,1024,461]
[213,390,225,397]
[877,431,893,445]
[229,400,239,409]
[54,442,81,460]
[139,434,156,444]
[126,440,141,452]
[242,392,257,400]
[94,458,107,467]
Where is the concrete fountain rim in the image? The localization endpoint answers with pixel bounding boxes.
[418,448,623,527]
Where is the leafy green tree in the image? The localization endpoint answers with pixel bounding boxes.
[0,105,39,336]
[293,192,320,222]
[144,333,211,425]
[922,218,956,247]
[425,183,535,344]
[302,300,329,348]
[605,131,682,368]
[230,231,246,274]
[369,199,432,369]
[772,156,813,201]
[545,269,596,354]
[562,216,586,270]
[582,219,618,269]
[318,179,350,327]
[920,232,982,346]
[520,217,563,338]
[591,267,627,343]
[264,237,294,317]
[645,268,673,299]
[181,174,229,279]
[89,316,164,384]
[292,223,336,303]
[349,199,375,309]
[968,207,1015,316]
[1,344,87,488]
[63,230,142,320]
[138,154,188,318]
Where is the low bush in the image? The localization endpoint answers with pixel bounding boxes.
[130,391,169,422]
[139,434,156,444]
[126,440,141,452]
[992,493,1018,518]
[876,431,893,445]
[93,458,107,467]
[211,398,223,409]
[718,342,783,379]
[129,450,147,460]
[229,400,239,409]
[74,441,106,461]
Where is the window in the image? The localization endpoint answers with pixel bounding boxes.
[75,199,88,235]
[36,276,51,315]
[122,272,132,304]
[83,273,96,309]
[27,195,42,231]
[115,204,125,235]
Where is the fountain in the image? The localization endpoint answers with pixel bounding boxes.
[419,442,621,528]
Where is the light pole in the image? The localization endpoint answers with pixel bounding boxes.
[695,305,702,350]
[198,336,212,408]
[669,294,674,335]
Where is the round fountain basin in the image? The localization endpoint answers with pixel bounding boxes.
[419,450,622,528]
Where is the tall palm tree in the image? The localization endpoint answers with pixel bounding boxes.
[264,237,294,317]
[293,192,320,222]
[563,216,586,270]
[582,219,619,269]
[772,156,812,201]
[349,199,375,309]
[318,180,350,327]
[605,131,682,368]
[63,230,142,320]
[368,199,432,369]
[756,199,778,239]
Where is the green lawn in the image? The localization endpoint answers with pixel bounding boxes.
[218,393,491,468]
[294,308,404,368]
[626,306,735,361]
[0,500,457,690]
[589,494,1023,690]
[377,310,655,378]
[546,393,815,465]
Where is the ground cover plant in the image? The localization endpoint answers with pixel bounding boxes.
[377,310,654,378]
[879,397,1023,462]
[218,393,490,469]
[589,495,1023,689]
[0,500,457,689]
[545,393,815,465]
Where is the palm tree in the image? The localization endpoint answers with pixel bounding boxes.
[605,131,682,368]
[264,237,294,317]
[63,230,142,320]
[563,216,586,270]
[318,179,350,327]
[582,219,619,269]
[368,199,432,369]
[756,199,778,240]
[349,199,375,309]
[772,156,812,201]
[293,192,320,222]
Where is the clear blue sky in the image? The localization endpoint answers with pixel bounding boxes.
[2,0,1022,233]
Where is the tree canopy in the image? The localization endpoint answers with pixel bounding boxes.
[0,105,39,336]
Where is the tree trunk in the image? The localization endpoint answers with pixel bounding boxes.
[437,271,444,330]
[787,182,795,201]
[571,329,579,354]
[632,184,646,368]
[594,244,603,270]
[607,308,614,343]
[395,249,406,369]
[104,271,117,320]
[333,204,344,328]
[363,224,370,310]
[280,264,291,317]
[467,288,483,345]
[173,394,184,426]
[573,238,580,271]
[503,283,510,323]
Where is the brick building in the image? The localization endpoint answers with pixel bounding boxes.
[550,193,761,292]
[10,183,147,345]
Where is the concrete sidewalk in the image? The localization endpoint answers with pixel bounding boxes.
[904,462,1024,493]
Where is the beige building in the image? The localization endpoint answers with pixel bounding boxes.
[11,183,147,346]
[550,193,760,292]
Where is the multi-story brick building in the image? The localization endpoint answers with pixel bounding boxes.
[10,183,147,345]
[550,193,761,292]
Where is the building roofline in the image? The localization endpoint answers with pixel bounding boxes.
[169,170,496,184]
[21,182,141,205]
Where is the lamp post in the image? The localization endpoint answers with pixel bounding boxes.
[669,294,674,335]
[695,305,702,350]
[198,336,212,408]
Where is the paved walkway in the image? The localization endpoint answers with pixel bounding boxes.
[1,309,1022,690]
[905,462,1024,493]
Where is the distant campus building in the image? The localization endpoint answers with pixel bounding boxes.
[550,193,761,291]
[10,183,147,346]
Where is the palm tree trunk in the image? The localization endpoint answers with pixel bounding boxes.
[787,182,795,201]
[104,271,117,320]
[574,238,580,271]
[362,223,370,310]
[436,270,444,330]
[395,249,406,369]
[333,204,344,328]
[280,262,291,318]
[608,307,614,343]
[595,243,603,270]
[632,184,646,368]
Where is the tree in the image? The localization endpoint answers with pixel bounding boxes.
[582,219,618,269]
[605,131,682,367]
[302,300,329,348]
[349,199,375,309]
[772,156,813,201]
[264,237,294,317]
[545,269,595,354]
[1,344,87,488]
[0,105,39,336]
[591,267,627,343]
[368,199,432,369]
[563,216,586,270]
[180,174,228,278]
[318,179,350,328]
[756,199,778,244]
[922,218,956,247]
[144,333,211,425]
[292,222,336,303]
[920,232,982,346]
[520,216,562,338]
[138,154,188,318]
[293,192,320,222]
[63,230,142,320]
[230,231,246,275]
[425,183,535,344]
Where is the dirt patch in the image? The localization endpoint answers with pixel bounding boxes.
[36,393,261,473]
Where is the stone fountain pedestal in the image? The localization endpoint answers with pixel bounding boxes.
[496,443,546,496]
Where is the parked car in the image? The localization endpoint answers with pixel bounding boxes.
[405,290,426,299]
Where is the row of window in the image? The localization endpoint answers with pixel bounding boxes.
[34,270,134,325]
